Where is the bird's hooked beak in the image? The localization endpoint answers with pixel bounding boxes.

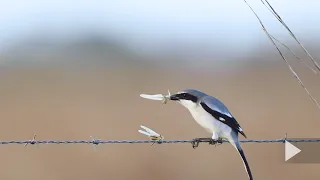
[169,94,180,101]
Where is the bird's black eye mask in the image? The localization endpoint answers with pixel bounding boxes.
[170,93,198,103]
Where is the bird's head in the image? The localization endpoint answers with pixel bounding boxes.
[169,89,207,109]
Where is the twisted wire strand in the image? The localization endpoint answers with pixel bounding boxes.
[1,138,320,145]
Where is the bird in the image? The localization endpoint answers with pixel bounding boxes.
[169,89,253,180]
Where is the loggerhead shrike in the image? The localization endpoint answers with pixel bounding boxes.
[169,89,253,180]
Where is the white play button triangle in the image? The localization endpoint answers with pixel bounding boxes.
[285,140,301,161]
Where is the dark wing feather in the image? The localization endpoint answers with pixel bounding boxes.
[200,96,247,138]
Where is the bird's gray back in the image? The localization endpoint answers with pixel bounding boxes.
[201,95,233,117]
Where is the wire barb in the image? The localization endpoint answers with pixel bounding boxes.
[283,133,288,143]
[90,136,101,151]
[24,134,39,147]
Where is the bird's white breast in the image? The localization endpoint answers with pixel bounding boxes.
[187,105,233,138]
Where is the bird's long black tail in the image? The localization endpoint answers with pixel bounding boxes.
[230,139,253,180]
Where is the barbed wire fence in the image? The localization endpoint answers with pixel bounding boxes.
[1,134,319,150]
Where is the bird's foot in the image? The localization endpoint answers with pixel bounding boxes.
[191,138,207,149]
[209,138,223,147]
[191,137,223,149]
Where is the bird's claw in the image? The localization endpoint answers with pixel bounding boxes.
[191,138,223,149]
[191,138,211,149]
[209,138,223,147]
[191,138,201,149]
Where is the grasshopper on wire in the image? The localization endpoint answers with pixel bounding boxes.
[138,125,164,145]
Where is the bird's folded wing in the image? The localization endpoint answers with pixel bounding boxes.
[200,96,247,138]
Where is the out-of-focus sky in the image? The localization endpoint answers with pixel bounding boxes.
[0,0,319,57]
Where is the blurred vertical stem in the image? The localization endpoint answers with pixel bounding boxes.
[243,0,320,109]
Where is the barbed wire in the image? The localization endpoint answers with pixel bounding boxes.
[2,134,320,148]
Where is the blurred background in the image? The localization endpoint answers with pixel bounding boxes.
[0,0,320,180]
